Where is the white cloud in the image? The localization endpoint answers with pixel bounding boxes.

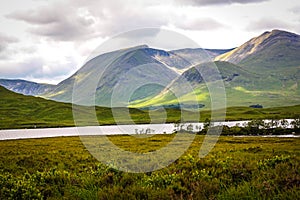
[174,0,269,6]
[0,55,79,84]
[0,57,43,78]
[173,17,226,31]
[246,18,292,31]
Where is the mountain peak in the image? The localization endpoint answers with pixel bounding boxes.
[215,29,300,66]
[120,44,149,51]
[271,29,295,34]
[135,44,149,48]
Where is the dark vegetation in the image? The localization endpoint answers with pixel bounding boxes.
[249,104,263,108]
[141,103,205,110]
[174,118,300,136]
[0,135,299,199]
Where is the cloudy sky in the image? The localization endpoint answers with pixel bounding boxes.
[0,0,299,84]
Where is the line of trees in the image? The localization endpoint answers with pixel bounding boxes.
[174,118,300,136]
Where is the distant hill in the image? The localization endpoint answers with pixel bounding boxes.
[0,79,55,96]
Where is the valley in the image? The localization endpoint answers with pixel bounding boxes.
[0,29,299,200]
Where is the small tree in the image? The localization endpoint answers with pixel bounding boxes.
[247,119,264,135]
[280,119,289,129]
[203,118,210,130]
[291,118,300,130]
[186,124,194,133]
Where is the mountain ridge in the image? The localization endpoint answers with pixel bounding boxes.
[0,79,55,96]
[1,29,299,108]
[215,29,300,71]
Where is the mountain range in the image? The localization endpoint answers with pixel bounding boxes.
[0,79,55,96]
[1,29,299,109]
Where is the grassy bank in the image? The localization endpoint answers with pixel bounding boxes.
[0,135,299,199]
[1,86,300,129]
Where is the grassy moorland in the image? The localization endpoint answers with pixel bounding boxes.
[1,86,300,129]
[0,135,299,199]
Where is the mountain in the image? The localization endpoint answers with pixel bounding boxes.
[42,45,179,106]
[0,79,55,96]
[42,45,229,106]
[2,29,300,108]
[1,46,229,106]
[215,29,300,71]
[131,61,300,108]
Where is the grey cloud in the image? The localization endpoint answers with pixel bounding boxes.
[0,33,18,52]
[0,33,18,44]
[0,45,37,60]
[6,9,59,25]
[6,3,97,41]
[0,33,36,60]
[29,18,95,41]
[5,0,168,42]
[246,18,291,31]
[174,0,269,6]
[290,6,300,14]
[0,33,19,59]
[7,0,237,43]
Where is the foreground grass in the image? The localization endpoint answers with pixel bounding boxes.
[0,135,299,199]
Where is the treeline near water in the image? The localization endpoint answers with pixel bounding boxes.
[175,118,300,136]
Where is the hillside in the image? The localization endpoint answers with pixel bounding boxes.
[42,45,182,106]
[43,45,231,106]
[215,29,300,71]
[0,85,151,129]
[132,29,300,109]
[1,85,300,129]
[2,46,231,106]
[0,85,74,129]
[131,61,300,108]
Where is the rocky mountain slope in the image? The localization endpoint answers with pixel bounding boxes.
[0,79,55,96]
[215,29,300,71]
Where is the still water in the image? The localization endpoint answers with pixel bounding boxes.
[0,119,297,140]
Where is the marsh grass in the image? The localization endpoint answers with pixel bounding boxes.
[0,135,299,199]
